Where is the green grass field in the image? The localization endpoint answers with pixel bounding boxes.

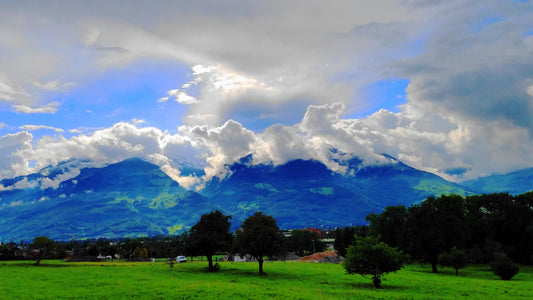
[1,260,532,299]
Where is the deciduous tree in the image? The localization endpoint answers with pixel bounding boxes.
[403,195,466,272]
[438,246,468,276]
[344,235,405,288]
[31,236,55,265]
[233,212,285,275]
[189,210,233,271]
[366,205,407,248]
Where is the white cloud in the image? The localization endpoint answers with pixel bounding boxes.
[0,184,13,192]
[19,125,64,133]
[0,0,532,187]
[40,168,81,190]
[1,96,533,191]
[12,102,61,114]
[13,177,39,190]
[32,80,61,91]
[131,119,145,125]
[527,84,533,97]
[0,131,34,179]
[0,80,18,101]
[165,89,198,105]
[160,164,199,190]
[10,200,23,207]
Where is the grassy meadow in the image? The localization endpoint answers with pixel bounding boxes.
[1,260,532,299]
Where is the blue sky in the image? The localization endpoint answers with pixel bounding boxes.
[1,0,533,187]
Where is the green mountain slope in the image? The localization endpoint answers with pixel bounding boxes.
[461,168,533,195]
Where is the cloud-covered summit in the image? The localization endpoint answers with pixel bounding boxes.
[2,100,532,192]
[1,0,533,187]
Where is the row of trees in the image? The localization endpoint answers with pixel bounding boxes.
[363,192,532,272]
[1,210,325,275]
[336,191,532,286]
[0,234,190,262]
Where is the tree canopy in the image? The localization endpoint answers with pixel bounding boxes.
[233,212,285,275]
[287,229,325,257]
[31,236,55,265]
[438,246,468,276]
[344,235,405,288]
[189,210,233,271]
[366,205,407,248]
[403,194,466,272]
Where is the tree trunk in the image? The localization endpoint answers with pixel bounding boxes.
[372,275,381,288]
[455,268,458,276]
[258,258,264,275]
[207,255,213,272]
[430,255,438,273]
[431,262,438,273]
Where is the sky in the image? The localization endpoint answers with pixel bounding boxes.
[1,0,533,190]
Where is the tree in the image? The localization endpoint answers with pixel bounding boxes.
[287,230,325,257]
[403,195,466,273]
[438,246,468,276]
[344,235,405,288]
[31,236,55,265]
[334,225,367,257]
[233,212,285,275]
[366,205,408,248]
[189,210,233,272]
[465,192,533,264]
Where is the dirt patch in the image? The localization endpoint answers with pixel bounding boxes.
[300,251,336,262]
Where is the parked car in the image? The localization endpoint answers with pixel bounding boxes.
[176,256,187,263]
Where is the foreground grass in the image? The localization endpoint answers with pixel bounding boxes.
[0,260,532,299]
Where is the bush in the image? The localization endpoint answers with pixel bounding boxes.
[491,252,519,280]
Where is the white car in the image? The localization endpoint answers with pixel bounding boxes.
[176,256,187,263]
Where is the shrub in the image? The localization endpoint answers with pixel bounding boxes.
[491,252,519,280]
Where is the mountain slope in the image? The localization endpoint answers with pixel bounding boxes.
[461,168,533,195]
[0,158,217,241]
[200,157,473,229]
[0,156,475,242]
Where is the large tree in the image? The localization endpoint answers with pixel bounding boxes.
[344,235,405,288]
[189,210,233,271]
[366,205,408,248]
[31,236,55,265]
[233,212,285,275]
[403,195,466,273]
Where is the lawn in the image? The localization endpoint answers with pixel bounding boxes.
[0,260,532,299]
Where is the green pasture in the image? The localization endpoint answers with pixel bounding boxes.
[0,260,532,299]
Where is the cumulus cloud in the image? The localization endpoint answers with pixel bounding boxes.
[0,131,34,179]
[1,96,533,191]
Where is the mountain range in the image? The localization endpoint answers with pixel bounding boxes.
[0,155,531,242]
